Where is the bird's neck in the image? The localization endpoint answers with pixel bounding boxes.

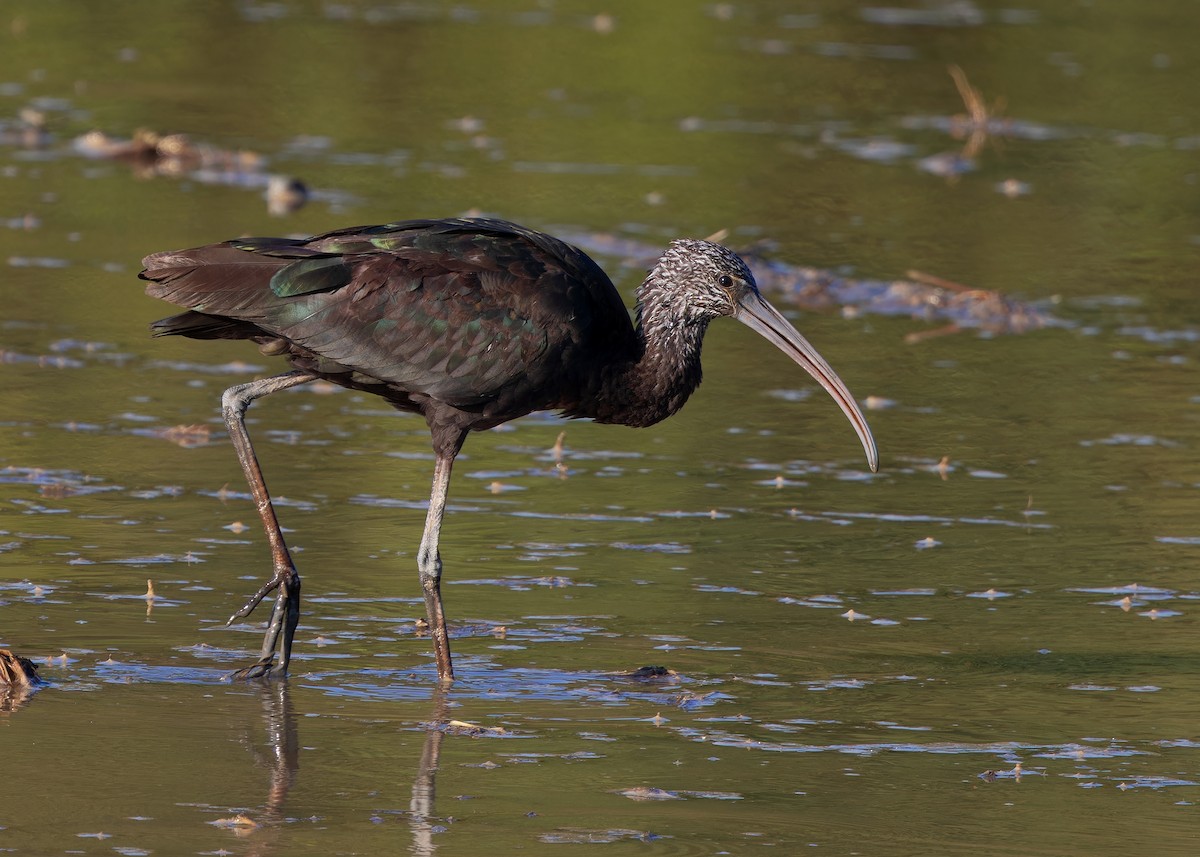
[588,282,709,428]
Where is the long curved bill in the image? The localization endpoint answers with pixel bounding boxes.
[735,290,879,472]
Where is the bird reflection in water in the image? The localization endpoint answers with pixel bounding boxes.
[231,684,448,855]
[0,649,43,712]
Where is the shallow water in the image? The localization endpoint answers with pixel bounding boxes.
[3,1,1200,854]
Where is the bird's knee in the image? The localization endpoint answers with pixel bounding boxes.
[417,548,442,583]
[221,385,251,421]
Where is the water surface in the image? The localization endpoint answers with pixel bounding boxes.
[2,2,1199,854]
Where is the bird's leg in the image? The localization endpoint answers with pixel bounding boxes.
[418,434,466,684]
[219,370,318,680]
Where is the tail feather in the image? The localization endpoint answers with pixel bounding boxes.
[150,310,267,341]
[140,239,316,310]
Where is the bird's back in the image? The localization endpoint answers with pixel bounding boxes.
[143,218,639,423]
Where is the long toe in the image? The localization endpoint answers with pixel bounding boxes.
[227,575,287,623]
[224,655,279,681]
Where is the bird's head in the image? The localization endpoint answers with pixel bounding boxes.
[641,238,879,473]
[645,238,759,321]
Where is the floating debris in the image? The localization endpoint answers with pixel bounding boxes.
[145,424,212,448]
[1,649,43,711]
[966,588,1012,600]
[72,128,309,215]
[75,127,261,175]
[264,174,308,216]
[611,665,679,682]
[978,762,1024,782]
[0,648,42,688]
[562,231,1059,337]
[996,178,1033,197]
[613,786,681,801]
[208,814,258,829]
[436,719,509,737]
[1140,608,1181,620]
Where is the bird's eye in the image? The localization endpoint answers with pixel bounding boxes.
[718,274,733,288]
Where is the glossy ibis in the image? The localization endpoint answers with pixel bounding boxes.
[143,217,878,682]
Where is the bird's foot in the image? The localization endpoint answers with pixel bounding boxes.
[224,655,281,681]
[223,564,301,681]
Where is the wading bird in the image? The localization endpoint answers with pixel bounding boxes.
[143,217,878,682]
